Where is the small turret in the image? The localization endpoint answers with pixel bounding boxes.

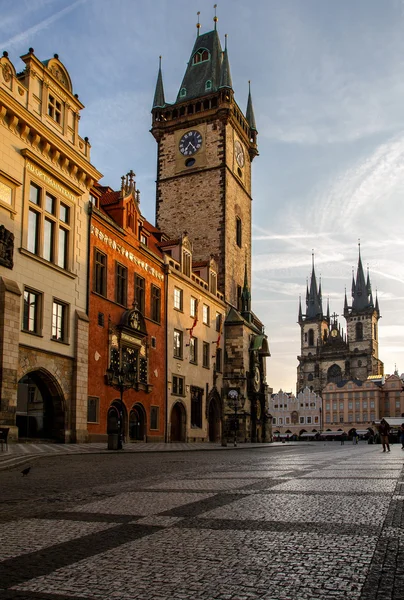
[246,80,257,131]
[152,56,165,109]
[219,35,232,89]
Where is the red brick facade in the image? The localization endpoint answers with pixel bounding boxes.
[87,176,166,442]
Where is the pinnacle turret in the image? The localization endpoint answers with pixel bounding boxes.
[152,56,165,109]
[246,81,257,131]
[219,35,232,89]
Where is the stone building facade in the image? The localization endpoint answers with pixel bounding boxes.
[150,21,270,443]
[297,249,383,396]
[0,49,101,441]
[87,174,166,443]
[270,388,322,438]
[162,234,226,442]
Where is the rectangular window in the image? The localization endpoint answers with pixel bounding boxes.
[27,182,71,269]
[307,416,312,424]
[363,401,367,409]
[174,329,183,359]
[202,304,210,325]
[52,300,68,342]
[0,180,13,206]
[355,413,360,422]
[348,402,353,409]
[23,289,41,334]
[189,337,198,364]
[215,312,222,332]
[94,249,107,296]
[115,263,128,306]
[191,386,203,428]
[150,406,159,430]
[299,416,305,424]
[339,402,344,410]
[151,285,161,323]
[215,348,222,372]
[236,216,242,248]
[87,396,99,423]
[174,287,183,311]
[363,412,368,421]
[326,414,331,423]
[172,375,184,396]
[314,416,319,423]
[140,233,147,245]
[48,93,62,124]
[340,416,344,423]
[135,275,145,314]
[190,297,197,318]
[203,341,210,368]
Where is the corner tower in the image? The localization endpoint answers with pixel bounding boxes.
[151,17,258,308]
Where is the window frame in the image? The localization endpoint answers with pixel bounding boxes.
[135,274,145,314]
[51,298,69,343]
[115,262,128,306]
[174,287,183,311]
[151,284,161,323]
[202,341,210,369]
[48,92,63,125]
[22,287,42,335]
[202,304,210,326]
[174,329,183,359]
[189,336,198,364]
[172,375,185,396]
[87,396,100,423]
[94,249,107,297]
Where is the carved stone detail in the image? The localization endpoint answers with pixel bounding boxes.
[0,225,14,269]
[2,64,11,83]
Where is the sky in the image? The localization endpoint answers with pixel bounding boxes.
[2,0,404,392]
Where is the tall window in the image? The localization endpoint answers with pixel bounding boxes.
[202,304,210,325]
[308,329,314,346]
[27,183,71,269]
[236,217,242,248]
[174,287,183,311]
[94,249,107,296]
[182,251,191,277]
[203,341,210,368]
[215,312,222,332]
[52,300,68,342]
[48,93,62,124]
[356,322,363,341]
[190,297,197,317]
[189,337,198,364]
[191,387,203,428]
[172,375,184,396]
[135,275,145,313]
[22,289,41,334]
[151,285,161,323]
[174,329,183,359]
[115,263,127,306]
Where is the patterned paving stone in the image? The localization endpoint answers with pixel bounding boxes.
[195,471,294,478]
[0,519,116,561]
[198,492,390,525]
[301,470,401,479]
[70,491,215,516]
[270,478,397,493]
[13,528,377,600]
[149,478,259,490]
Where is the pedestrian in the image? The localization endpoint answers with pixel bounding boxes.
[352,428,358,445]
[400,423,404,450]
[341,432,346,445]
[379,418,391,452]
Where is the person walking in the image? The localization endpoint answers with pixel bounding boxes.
[400,423,404,450]
[352,428,358,445]
[341,431,346,445]
[379,418,391,452]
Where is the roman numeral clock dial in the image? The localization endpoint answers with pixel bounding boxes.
[179,130,203,156]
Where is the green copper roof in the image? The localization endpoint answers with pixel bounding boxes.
[152,58,166,109]
[219,40,232,89]
[176,29,230,102]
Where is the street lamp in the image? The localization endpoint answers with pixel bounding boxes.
[106,365,134,450]
[227,390,245,447]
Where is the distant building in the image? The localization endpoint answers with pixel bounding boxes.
[297,247,383,395]
[270,387,322,438]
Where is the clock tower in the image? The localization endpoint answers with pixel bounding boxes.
[151,19,258,308]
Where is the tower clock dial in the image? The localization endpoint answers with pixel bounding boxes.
[179,130,203,156]
[234,140,245,167]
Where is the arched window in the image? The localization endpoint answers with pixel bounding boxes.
[308,329,314,346]
[205,80,212,91]
[192,48,210,65]
[356,322,363,341]
[180,88,186,98]
[327,364,342,383]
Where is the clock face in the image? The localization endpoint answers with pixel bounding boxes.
[179,130,202,156]
[234,140,245,167]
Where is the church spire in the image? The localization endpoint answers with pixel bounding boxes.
[352,243,372,311]
[219,35,232,89]
[152,56,165,109]
[298,296,303,323]
[306,253,323,319]
[246,80,257,131]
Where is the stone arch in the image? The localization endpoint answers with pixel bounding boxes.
[206,389,222,442]
[170,401,186,442]
[17,368,66,442]
[107,399,128,441]
[129,403,147,441]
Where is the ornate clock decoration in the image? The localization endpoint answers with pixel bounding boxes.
[234,139,245,168]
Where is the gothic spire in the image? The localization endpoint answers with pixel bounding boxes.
[306,253,323,319]
[246,80,257,131]
[298,296,303,322]
[326,297,330,321]
[152,56,165,109]
[352,243,372,311]
[241,259,251,314]
[219,34,232,89]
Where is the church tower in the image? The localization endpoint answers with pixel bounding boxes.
[344,245,383,380]
[151,15,258,308]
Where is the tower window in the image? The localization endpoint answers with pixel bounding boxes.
[374,324,377,340]
[193,49,210,65]
[356,322,363,341]
[308,329,314,346]
[180,88,186,98]
[205,80,212,91]
[236,217,242,248]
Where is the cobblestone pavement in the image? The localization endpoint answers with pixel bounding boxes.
[0,443,403,600]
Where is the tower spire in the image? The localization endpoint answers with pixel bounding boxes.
[219,34,233,89]
[152,56,165,109]
[246,80,257,131]
[306,253,323,319]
